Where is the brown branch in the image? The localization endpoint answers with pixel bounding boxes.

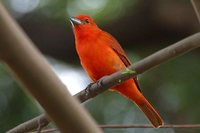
[31,124,200,133]
[6,114,49,133]
[191,0,200,23]
[0,2,102,133]
[99,124,200,129]
[32,128,57,133]
[5,0,200,133]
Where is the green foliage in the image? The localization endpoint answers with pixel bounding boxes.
[121,68,136,75]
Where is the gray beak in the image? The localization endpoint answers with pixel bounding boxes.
[70,17,82,26]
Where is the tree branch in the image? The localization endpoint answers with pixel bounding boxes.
[0,2,102,133]
[6,114,49,133]
[191,0,200,23]
[31,124,200,133]
[99,124,200,129]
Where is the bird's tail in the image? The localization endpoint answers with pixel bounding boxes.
[114,81,163,128]
[135,95,163,128]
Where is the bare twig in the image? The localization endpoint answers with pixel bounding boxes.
[0,2,102,133]
[32,128,57,133]
[99,124,200,129]
[31,124,200,133]
[7,114,49,133]
[191,0,200,23]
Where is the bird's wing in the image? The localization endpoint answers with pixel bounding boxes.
[103,32,142,92]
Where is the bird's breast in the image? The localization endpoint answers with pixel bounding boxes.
[76,40,125,81]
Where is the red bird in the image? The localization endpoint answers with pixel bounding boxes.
[70,14,163,127]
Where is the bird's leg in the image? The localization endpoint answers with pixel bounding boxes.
[84,82,94,96]
[85,76,109,97]
[96,75,109,87]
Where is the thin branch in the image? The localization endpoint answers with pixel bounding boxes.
[6,114,49,133]
[0,2,102,133]
[191,0,200,23]
[99,124,200,129]
[31,124,200,133]
[5,0,200,133]
[32,128,57,133]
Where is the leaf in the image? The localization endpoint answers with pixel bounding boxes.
[121,68,136,75]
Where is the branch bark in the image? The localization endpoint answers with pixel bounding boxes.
[0,2,102,133]
[191,0,200,23]
[7,114,49,133]
[100,124,200,129]
[32,124,200,133]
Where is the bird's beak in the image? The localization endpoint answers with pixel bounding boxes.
[70,17,82,26]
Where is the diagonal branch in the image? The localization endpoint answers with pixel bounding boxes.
[191,0,200,23]
[6,114,49,133]
[75,33,200,102]
[0,2,102,133]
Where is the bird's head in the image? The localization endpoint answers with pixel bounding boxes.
[70,14,97,28]
[70,14,101,41]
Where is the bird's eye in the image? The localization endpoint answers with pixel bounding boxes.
[84,19,90,24]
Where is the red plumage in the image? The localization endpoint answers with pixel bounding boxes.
[70,14,163,127]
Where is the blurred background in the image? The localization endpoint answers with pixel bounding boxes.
[1,0,200,133]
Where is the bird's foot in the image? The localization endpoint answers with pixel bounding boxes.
[96,75,109,87]
[85,82,94,96]
[85,76,108,97]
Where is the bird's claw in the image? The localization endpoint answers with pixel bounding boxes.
[85,76,108,97]
[85,82,94,96]
[96,76,108,87]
